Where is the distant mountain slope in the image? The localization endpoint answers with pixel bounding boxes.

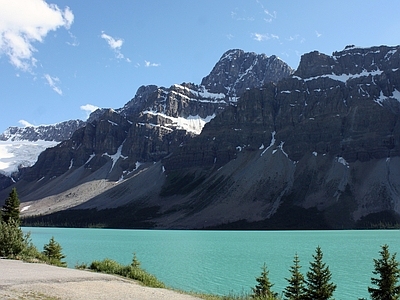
[0,120,86,142]
[0,120,86,189]
[4,50,292,184]
[4,46,400,230]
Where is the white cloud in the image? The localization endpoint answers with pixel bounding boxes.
[0,0,74,71]
[80,104,99,119]
[19,120,34,127]
[263,9,277,20]
[101,31,129,61]
[101,32,123,50]
[67,31,79,46]
[252,33,268,42]
[145,60,160,67]
[256,0,277,22]
[44,73,62,95]
[230,9,254,21]
[80,104,99,113]
[252,33,279,42]
[270,34,279,40]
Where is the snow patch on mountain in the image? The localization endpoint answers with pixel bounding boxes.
[374,89,400,106]
[103,140,128,172]
[294,69,384,83]
[143,110,216,134]
[0,140,58,176]
[172,84,225,100]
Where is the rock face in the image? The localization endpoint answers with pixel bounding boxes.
[14,50,293,183]
[201,49,294,97]
[2,46,400,229]
[163,45,400,228]
[0,120,86,142]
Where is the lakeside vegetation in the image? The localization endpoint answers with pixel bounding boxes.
[1,188,400,299]
[76,254,166,288]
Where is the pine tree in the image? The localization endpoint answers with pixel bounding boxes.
[43,236,67,267]
[0,219,24,257]
[368,244,400,300]
[1,188,20,224]
[284,253,306,300]
[131,252,141,268]
[252,262,277,299]
[304,246,336,300]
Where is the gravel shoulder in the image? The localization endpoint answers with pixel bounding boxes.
[0,259,201,300]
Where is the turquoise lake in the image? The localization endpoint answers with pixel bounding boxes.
[23,228,400,299]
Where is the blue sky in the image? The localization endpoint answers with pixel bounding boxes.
[1,0,399,132]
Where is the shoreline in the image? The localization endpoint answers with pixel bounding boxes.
[0,259,201,300]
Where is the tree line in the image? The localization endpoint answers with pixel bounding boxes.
[0,188,66,266]
[251,244,400,300]
[1,188,399,299]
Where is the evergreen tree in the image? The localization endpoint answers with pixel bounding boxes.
[304,246,336,300]
[1,188,20,224]
[368,244,400,300]
[0,219,24,257]
[252,262,278,299]
[43,236,67,267]
[284,253,306,300]
[131,252,141,268]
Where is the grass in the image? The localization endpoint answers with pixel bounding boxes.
[79,257,166,288]
[76,257,269,299]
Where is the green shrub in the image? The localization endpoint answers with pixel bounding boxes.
[0,219,24,257]
[89,258,124,274]
[75,262,88,270]
[125,265,166,288]
[19,232,44,262]
[88,255,166,288]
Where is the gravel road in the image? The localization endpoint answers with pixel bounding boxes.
[0,259,201,300]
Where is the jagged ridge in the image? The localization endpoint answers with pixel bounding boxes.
[3,45,400,229]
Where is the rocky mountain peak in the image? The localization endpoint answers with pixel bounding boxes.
[201,49,294,96]
[0,120,86,142]
[294,45,400,79]
[5,46,400,230]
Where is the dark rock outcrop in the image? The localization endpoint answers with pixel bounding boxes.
[201,49,294,96]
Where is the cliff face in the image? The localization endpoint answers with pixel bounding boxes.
[201,49,294,96]
[3,46,400,229]
[15,50,293,185]
[161,45,400,228]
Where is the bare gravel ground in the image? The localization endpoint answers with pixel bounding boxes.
[0,259,201,300]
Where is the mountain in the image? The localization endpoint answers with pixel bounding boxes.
[201,49,293,97]
[0,49,292,184]
[2,45,400,229]
[0,120,86,142]
[162,45,400,229]
[0,120,85,190]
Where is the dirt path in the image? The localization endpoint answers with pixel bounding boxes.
[0,259,201,300]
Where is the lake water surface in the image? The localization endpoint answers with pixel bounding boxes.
[23,227,400,299]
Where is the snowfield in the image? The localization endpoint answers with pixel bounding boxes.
[0,140,58,176]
